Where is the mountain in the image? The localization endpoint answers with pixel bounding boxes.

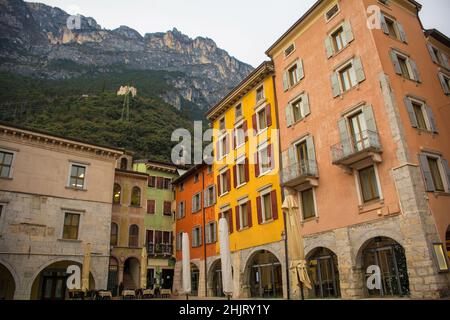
[0,0,254,111]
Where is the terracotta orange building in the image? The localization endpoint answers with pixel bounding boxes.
[171,164,217,297]
[267,0,450,299]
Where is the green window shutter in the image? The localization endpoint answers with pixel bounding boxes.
[353,57,365,83]
[380,13,389,34]
[363,104,378,133]
[338,118,351,156]
[325,36,334,58]
[441,52,450,69]
[427,44,438,64]
[301,93,310,117]
[283,72,289,91]
[425,104,438,133]
[288,146,296,166]
[438,73,450,95]
[282,149,289,169]
[390,50,402,75]
[441,159,450,190]
[418,154,435,192]
[331,72,341,98]
[305,136,316,166]
[404,97,418,128]
[396,21,407,43]
[343,20,354,43]
[296,59,304,81]
[286,104,294,127]
[409,59,421,83]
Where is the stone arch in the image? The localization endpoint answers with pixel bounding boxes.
[241,246,284,278]
[0,260,17,300]
[207,258,224,297]
[0,258,20,293]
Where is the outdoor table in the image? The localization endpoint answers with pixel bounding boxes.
[98,291,112,300]
[122,290,136,300]
[160,289,171,298]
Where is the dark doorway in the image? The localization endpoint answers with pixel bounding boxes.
[307,247,341,298]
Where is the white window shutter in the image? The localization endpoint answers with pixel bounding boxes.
[427,44,438,64]
[425,104,438,133]
[380,13,389,34]
[343,20,354,43]
[325,36,333,58]
[353,57,365,83]
[286,104,294,127]
[409,59,421,83]
[404,97,418,128]
[338,118,351,156]
[441,159,450,191]
[396,22,407,43]
[288,146,296,166]
[331,72,341,98]
[438,73,450,95]
[390,50,402,75]
[305,136,316,166]
[296,59,305,81]
[419,154,435,192]
[282,72,289,91]
[301,93,310,117]
[441,52,450,69]
[363,104,378,133]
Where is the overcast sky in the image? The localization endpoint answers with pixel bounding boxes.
[28,0,450,67]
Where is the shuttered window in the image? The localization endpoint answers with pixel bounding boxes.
[204,185,216,207]
[205,221,217,244]
[283,59,304,91]
[380,14,407,43]
[358,166,381,203]
[300,189,316,220]
[163,201,172,216]
[404,97,437,133]
[428,44,449,68]
[325,20,354,58]
[418,154,450,193]
[218,170,231,195]
[438,72,450,95]
[331,57,365,97]
[390,50,420,82]
[192,193,201,213]
[192,226,202,248]
[147,200,156,214]
[286,93,310,127]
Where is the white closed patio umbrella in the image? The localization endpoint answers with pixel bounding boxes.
[219,217,233,299]
[182,232,191,298]
[282,188,312,299]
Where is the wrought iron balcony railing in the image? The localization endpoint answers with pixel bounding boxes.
[331,130,382,165]
[281,159,318,186]
[147,243,173,256]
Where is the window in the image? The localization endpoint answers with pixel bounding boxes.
[358,166,381,203]
[176,232,183,251]
[130,187,141,207]
[283,60,304,90]
[219,118,225,131]
[261,192,273,222]
[428,44,449,68]
[349,111,369,152]
[292,96,305,123]
[296,141,308,165]
[258,144,272,175]
[412,101,428,130]
[120,158,128,170]
[404,97,437,133]
[256,86,265,102]
[332,58,365,97]
[285,43,295,57]
[391,50,419,82]
[381,14,407,43]
[438,72,450,95]
[219,170,230,195]
[204,185,216,207]
[325,4,340,21]
[163,201,172,216]
[148,176,156,188]
[238,201,250,230]
[192,193,201,213]
[428,157,445,192]
[385,17,399,39]
[178,201,185,219]
[221,209,233,233]
[235,123,245,148]
[218,135,228,159]
[257,107,267,132]
[205,221,217,244]
[331,27,347,52]
[110,222,118,246]
[0,151,13,178]
[194,173,199,183]
[63,213,80,240]
[207,165,213,174]
[235,104,242,119]
[69,164,86,189]
[192,226,202,248]
[300,189,316,220]
[129,225,139,247]
[179,183,184,192]
[288,64,299,87]
[0,204,4,218]
[163,178,171,190]
[147,200,156,214]
[236,159,247,187]
[113,183,121,204]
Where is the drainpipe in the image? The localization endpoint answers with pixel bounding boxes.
[202,169,208,297]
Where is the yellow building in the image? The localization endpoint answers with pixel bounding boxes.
[206,61,287,299]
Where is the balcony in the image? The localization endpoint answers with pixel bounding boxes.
[281,159,319,188]
[147,243,173,256]
[331,130,382,167]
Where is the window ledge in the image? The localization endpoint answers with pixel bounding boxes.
[336,83,362,99]
[191,210,201,214]
[0,176,13,180]
[256,127,269,137]
[255,98,268,109]
[432,192,450,198]
[219,192,230,198]
[58,239,82,243]
[238,226,250,232]
[301,216,319,224]
[258,169,274,178]
[358,199,385,213]
[65,187,87,192]
[260,219,274,225]
[236,182,247,189]
[235,143,246,150]
[329,42,351,60]
[129,205,142,209]
[400,77,420,85]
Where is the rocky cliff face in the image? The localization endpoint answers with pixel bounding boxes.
[0,0,254,110]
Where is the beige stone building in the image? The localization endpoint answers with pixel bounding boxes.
[0,123,123,299]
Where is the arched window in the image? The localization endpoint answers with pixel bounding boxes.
[130,187,141,207]
[110,223,118,246]
[129,225,139,247]
[113,184,121,204]
[120,158,128,170]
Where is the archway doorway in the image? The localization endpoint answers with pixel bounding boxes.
[361,237,410,297]
[30,261,95,300]
[123,258,140,290]
[107,257,119,295]
[209,260,224,297]
[446,226,450,260]
[306,247,341,298]
[247,250,283,298]
[0,263,15,300]
[191,264,200,296]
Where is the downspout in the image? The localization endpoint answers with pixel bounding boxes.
[202,169,208,297]
[271,73,290,300]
